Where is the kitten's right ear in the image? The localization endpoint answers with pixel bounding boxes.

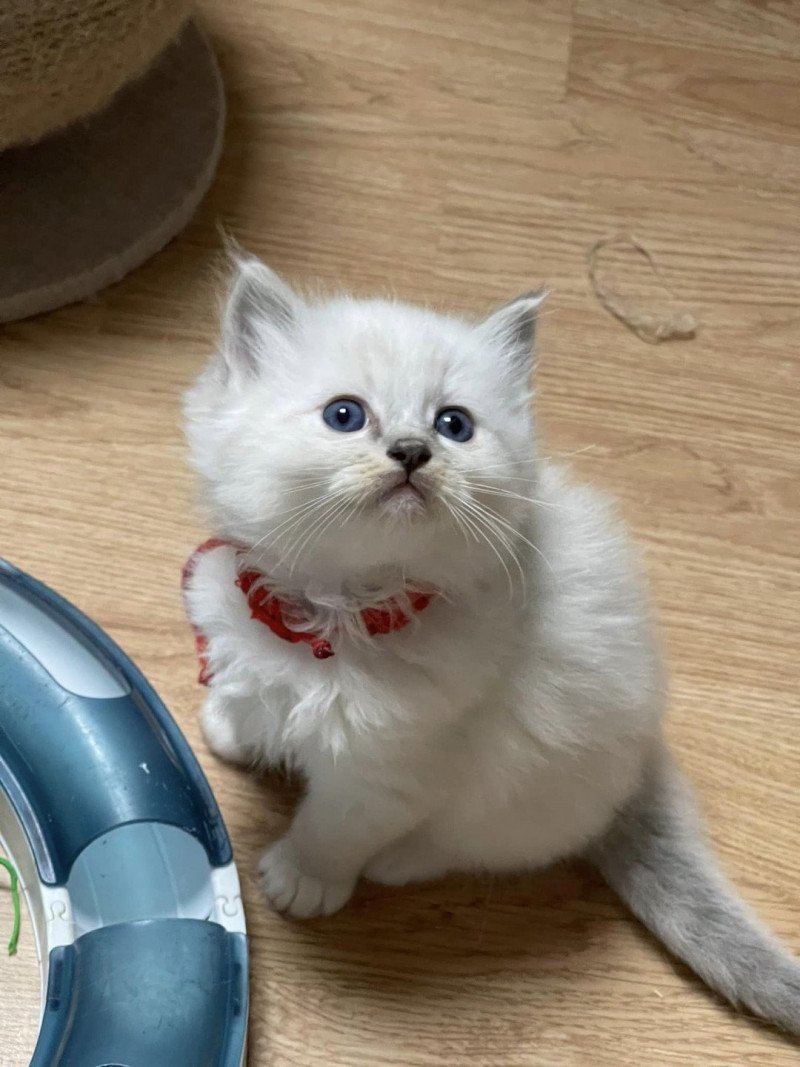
[220,252,302,378]
[481,289,546,379]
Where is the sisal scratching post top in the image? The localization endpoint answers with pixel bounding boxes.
[0,0,194,151]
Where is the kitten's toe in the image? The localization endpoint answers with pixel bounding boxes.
[364,835,448,886]
[259,839,354,919]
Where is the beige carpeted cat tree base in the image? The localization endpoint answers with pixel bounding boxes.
[0,4,225,324]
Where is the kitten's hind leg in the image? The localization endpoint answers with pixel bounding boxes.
[364,825,453,886]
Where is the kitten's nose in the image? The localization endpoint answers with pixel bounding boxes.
[387,438,432,476]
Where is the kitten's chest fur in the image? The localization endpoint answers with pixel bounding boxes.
[263,589,522,760]
[185,541,522,762]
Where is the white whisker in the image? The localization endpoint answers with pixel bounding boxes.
[281,479,335,495]
[468,483,561,511]
[454,496,527,601]
[441,496,477,545]
[284,492,355,571]
[249,498,329,555]
[458,493,555,578]
[451,501,516,602]
[250,488,351,563]
[460,457,537,475]
[546,444,597,459]
[305,493,365,562]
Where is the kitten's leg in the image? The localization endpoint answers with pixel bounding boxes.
[260,770,433,919]
[199,686,259,766]
[363,826,453,886]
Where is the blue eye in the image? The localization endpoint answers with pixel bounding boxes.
[434,407,474,443]
[322,398,367,433]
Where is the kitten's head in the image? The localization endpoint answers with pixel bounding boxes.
[185,254,543,577]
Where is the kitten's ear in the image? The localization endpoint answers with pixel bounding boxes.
[220,251,303,378]
[482,290,546,378]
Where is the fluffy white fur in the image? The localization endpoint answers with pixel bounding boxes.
[185,255,660,899]
[183,255,800,1036]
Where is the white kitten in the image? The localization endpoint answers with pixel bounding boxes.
[183,254,800,1036]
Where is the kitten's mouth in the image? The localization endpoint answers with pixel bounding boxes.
[380,475,427,513]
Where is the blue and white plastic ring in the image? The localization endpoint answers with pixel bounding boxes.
[0,558,248,1067]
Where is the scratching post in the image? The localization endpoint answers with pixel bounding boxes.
[0,2,225,322]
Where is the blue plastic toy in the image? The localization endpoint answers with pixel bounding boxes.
[0,557,248,1066]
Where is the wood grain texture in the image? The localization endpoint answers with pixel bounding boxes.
[1,1,799,1063]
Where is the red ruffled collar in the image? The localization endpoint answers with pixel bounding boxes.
[183,539,434,682]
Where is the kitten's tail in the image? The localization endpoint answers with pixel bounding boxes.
[588,743,800,1036]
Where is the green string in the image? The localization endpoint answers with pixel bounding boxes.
[0,858,21,956]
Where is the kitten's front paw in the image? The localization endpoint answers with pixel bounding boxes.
[259,839,355,919]
[364,834,449,886]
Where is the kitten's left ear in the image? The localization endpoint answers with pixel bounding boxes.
[482,290,547,377]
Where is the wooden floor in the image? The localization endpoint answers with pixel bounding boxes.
[2,1,799,1063]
